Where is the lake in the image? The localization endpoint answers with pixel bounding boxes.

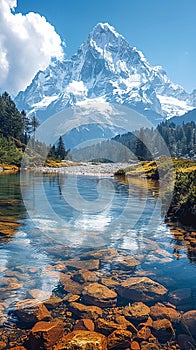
[0,171,195,347]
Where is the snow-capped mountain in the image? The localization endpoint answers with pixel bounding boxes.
[15,23,195,125]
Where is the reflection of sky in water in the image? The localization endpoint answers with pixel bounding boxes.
[0,173,196,314]
[74,209,112,231]
[0,230,59,303]
[18,173,165,250]
[21,173,158,248]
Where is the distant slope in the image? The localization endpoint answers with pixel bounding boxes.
[169,108,196,125]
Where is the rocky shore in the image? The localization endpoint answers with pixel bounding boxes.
[0,246,195,349]
[25,162,132,176]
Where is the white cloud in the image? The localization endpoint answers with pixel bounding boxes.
[0,0,64,95]
[65,81,88,97]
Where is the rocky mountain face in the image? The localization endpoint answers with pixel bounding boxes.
[15,23,195,146]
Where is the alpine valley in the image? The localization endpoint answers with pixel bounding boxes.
[15,23,196,148]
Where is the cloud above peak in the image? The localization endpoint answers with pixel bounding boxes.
[0,0,64,96]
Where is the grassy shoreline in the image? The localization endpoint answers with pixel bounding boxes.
[0,159,72,174]
[115,157,196,228]
[0,164,19,174]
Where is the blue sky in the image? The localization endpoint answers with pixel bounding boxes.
[2,0,196,94]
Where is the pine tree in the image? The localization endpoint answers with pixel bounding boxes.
[48,145,56,159]
[30,115,40,148]
[56,136,66,160]
[0,92,23,140]
[135,128,152,161]
[31,115,39,135]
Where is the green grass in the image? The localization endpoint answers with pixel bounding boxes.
[115,157,196,228]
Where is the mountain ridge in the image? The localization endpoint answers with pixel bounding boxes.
[15,22,195,124]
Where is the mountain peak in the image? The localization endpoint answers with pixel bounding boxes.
[92,22,122,38]
[15,22,195,123]
[86,22,127,59]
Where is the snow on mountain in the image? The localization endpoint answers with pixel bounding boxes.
[15,22,195,127]
[188,89,196,107]
[157,95,193,119]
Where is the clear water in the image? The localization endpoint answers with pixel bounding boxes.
[0,172,196,319]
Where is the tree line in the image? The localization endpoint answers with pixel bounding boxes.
[113,121,196,161]
[71,121,196,162]
[0,91,195,165]
[0,92,68,165]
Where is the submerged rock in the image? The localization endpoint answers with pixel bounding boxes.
[107,329,133,349]
[70,302,102,320]
[72,269,99,283]
[124,302,150,322]
[44,295,63,310]
[101,277,119,289]
[0,305,7,327]
[74,318,95,331]
[29,318,64,349]
[177,334,196,350]
[111,256,140,271]
[118,277,167,302]
[82,283,117,307]
[0,277,23,291]
[150,302,181,323]
[14,299,51,326]
[151,318,175,342]
[95,318,126,336]
[169,288,194,310]
[0,341,7,350]
[115,315,138,333]
[181,310,196,338]
[8,347,26,350]
[65,259,100,271]
[0,220,21,236]
[57,330,107,350]
[131,340,140,349]
[66,294,80,303]
[60,274,83,295]
[81,248,118,261]
[136,326,152,340]
[140,344,160,350]
[28,289,51,301]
